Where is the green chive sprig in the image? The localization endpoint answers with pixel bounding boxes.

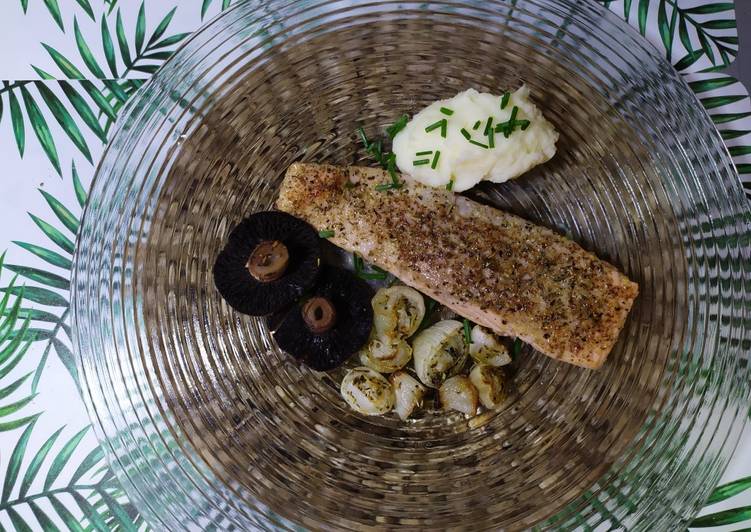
[426,118,448,138]
[353,253,388,280]
[445,178,454,191]
[386,114,409,139]
[500,91,511,109]
[512,338,522,358]
[413,159,431,166]
[483,117,494,136]
[494,106,529,138]
[318,229,335,238]
[440,107,454,116]
[416,150,433,156]
[431,150,441,169]
[357,126,403,191]
[386,152,402,189]
[463,319,473,345]
[357,127,390,167]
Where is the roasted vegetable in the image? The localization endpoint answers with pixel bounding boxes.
[469,325,512,367]
[439,375,478,416]
[273,266,373,370]
[360,335,412,373]
[469,364,508,409]
[372,286,425,338]
[340,367,395,415]
[412,320,468,388]
[390,371,427,420]
[213,211,321,316]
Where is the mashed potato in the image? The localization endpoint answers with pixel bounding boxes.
[392,86,558,192]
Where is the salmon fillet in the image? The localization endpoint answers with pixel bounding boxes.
[277,163,638,369]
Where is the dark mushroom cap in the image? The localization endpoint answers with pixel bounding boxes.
[273,266,374,371]
[213,211,321,316]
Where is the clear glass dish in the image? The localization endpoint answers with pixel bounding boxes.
[72,0,751,529]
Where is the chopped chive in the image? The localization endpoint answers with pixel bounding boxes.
[318,229,335,238]
[440,107,454,116]
[358,271,388,280]
[488,129,495,148]
[375,183,400,191]
[386,152,401,187]
[445,178,454,191]
[460,128,471,140]
[357,127,369,147]
[483,116,494,136]
[469,140,489,149]
[440,120,447,138]
[431,150,441,169]
[512,338,522,358]
[413,159,431,165]
[495,107,520,139]
[415,296,437,334]
[386,114,409,139]
[500,91,510,109]
[473,120,481,130]
[369,138,385,164]
[357,126,391,169]
[463,319,473,345]
[425,119,447,134]
[518,119,530,130]
[353,253,388,280]
[415,150,433,156]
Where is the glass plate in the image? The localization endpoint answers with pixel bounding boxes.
[72,1,751,529]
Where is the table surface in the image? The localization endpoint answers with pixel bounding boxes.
[0,1,750,530]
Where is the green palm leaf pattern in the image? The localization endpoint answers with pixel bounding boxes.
[688,71,751,198]
[691,476,751,528]
[15,0,96,30]
[597,0,737,70]
[0,256,40,433]
[201,0,233,20]
[1,2,749,531]
[0,422,144,531]
[30,3,190,140]
[0,163,83,392]
[0,81,108,174]
[41,3,189,80]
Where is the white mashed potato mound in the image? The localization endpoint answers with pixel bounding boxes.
[392,86,558,192]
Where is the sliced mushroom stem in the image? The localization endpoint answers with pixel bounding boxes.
[247,240,289,282]
[302,297,337,333]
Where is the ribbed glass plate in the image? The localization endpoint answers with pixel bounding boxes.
[72,1,751,530]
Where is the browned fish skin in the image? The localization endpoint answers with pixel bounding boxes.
[277,163,638,369]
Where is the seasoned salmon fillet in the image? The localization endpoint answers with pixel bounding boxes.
[277,163,638,369]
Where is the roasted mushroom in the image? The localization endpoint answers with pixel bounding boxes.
[273,265,374,371]
[213,211,321,316]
